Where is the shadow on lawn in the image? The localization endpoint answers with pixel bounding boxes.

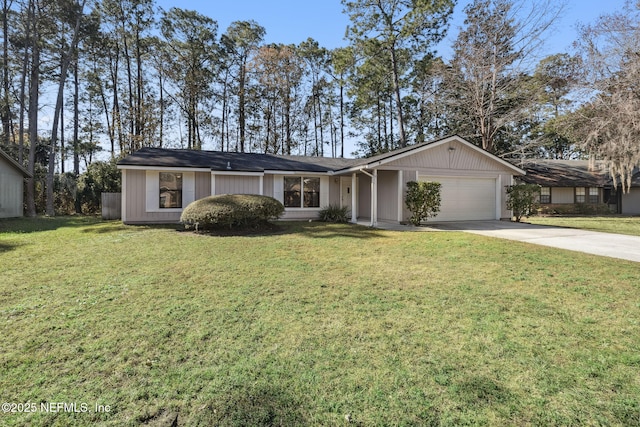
[194,384,309,426]
[184,221,386,239]
[297,221,386,239]
[0,241,23,253]
[0,216,102,234]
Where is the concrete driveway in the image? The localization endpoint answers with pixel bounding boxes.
[427,220,640,263]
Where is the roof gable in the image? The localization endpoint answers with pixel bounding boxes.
[0,148,32,178]
[335,135,525,175]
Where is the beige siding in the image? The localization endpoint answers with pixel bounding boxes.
[622,188,640,215]
[123,169,208,224]
[281,210,322,220]
[263,174,274,198]
[358,174,371,218]
[215,175,260,195]
[195,172,211,199]
[123,169,181,223]
[0,156,24,218]
[377,170,398,221]
[328,177,340,206]
[380,141,517,220]
[384,140,497,172]
[551,187,574,204]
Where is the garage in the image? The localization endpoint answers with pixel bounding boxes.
[419,176,497,221]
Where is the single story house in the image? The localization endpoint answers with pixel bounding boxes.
[117,135,525,225]
[517,159,640,215]
[0,148,31,218]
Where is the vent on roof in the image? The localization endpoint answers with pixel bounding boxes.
[226,161,231,170]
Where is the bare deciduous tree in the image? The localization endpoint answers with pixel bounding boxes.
[574,1,640,193]
[444,0,564,154]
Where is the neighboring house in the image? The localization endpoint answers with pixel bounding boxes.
[517,159,640,215]
[628,171,640,214]
[117,135,525,225]
[0,148,31,218]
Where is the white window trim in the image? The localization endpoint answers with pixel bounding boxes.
[146,170,195,213]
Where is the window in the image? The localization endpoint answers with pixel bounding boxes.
[159,172,182,208]
[575,187,585,203]
[284,176,320,208]
[540,187,551,204]
[588,187,599,204]
[604,187,618,205]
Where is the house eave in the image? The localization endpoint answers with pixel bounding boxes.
[333,135,526,176]
[0,148,32,178]
[117,165,212,173]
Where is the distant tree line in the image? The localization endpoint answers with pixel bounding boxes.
[0,0,638,215]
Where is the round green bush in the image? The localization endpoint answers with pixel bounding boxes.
[180,194,284,230]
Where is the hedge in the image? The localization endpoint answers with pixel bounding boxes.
[180,194,284,231]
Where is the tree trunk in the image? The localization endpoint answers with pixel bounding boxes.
[45,0,84,216]
[220,69,227,151]
[239,57,246,152]
[26,0,39,217]
[389,45,406,147]
[340,82,344,158]
[158,69,163,148]
[135,17,143,145]
[73,62,79,175]
[1,0,11,145]
[18,30,28,166]
[73,61,82,214]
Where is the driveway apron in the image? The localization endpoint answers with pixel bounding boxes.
[427,221,640,263]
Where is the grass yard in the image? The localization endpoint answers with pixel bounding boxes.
[526,215,640,237]
[1,217,640,426]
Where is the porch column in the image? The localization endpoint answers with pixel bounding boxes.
[495,174,501,220]
[210,173,216,196]
[372,169,378,227]
[351,173,357,222]
[397,170,403,223]
[121,169,127,223]
[259,175,264,195]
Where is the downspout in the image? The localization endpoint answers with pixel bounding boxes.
[359,168,377,227]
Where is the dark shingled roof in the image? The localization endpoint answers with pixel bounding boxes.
[118,147,361,172]
[516,159,609,187]
[119,135,524,176]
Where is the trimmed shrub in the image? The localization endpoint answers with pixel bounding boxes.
[405,181,442,225]
[538,203,615,216]
[505,183,540,222]
[180,194,284,231]
[318,204,350,223]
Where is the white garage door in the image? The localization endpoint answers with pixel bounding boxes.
[419,176,496,221]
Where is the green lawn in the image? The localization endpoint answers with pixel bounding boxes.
[526,215,640,237]
[1,217,639,426]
